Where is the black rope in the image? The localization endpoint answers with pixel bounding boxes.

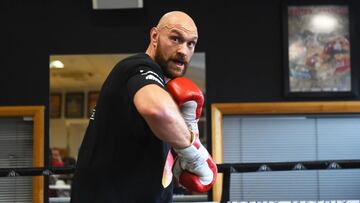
[0,167,75,177]
[217,159,360,173]
[2,160,358,178]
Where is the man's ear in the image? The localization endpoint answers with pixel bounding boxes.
[150,27,159,48]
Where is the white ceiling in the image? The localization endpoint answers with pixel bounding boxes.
[50,53,205,92]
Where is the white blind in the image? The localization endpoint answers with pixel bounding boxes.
[223,116,360,201]
[0,117,33,203]
[317,118,360,199]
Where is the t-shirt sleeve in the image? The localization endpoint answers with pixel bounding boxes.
[126,66,165,99]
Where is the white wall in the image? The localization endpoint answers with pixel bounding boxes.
[50,88,95,159]
[50,118,89,159]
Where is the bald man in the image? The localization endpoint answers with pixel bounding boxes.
[70,11,211,203]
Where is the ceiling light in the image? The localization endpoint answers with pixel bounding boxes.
[50,60,64,69]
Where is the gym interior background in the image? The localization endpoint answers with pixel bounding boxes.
[1,0,360,202]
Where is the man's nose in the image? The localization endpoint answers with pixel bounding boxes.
[177,43,188,58]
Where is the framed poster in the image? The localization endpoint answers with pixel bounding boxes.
[50,93,62,118]
[65,92,84,118]
[87,91,99,118]
[283,0,357,97]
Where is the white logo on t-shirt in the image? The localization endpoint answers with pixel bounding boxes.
[90,108,96,120]
[141,70,164,83]
[145,75,164,86]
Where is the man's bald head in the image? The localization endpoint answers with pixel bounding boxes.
[157,11,198,36]
[146,11,198,79]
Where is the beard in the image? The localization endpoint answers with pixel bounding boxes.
[154,44,188,79]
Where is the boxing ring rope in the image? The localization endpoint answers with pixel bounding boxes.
[0,159,360,202]
[0,167,75,177]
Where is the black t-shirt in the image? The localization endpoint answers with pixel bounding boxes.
[70,53,173,203]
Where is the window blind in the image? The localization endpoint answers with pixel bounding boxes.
[0,117,34,203]
[222,116,360,201]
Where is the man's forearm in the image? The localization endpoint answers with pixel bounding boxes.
[133,84,191,148]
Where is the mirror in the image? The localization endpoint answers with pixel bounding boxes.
[49,53,206,202]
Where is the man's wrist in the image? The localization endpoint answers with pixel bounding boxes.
[174,129,195,151]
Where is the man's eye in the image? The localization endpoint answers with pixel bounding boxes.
[171,37,179,43]
[188,42,196,48]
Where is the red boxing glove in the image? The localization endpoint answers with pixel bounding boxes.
[173,132,218,193]
[167,77,203,134]
[167,77,217,193]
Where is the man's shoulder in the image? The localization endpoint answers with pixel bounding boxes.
[117,53,161,72]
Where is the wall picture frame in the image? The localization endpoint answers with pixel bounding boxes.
[65,92,84,118]
[87,91,99,118]
[282,0,357,97]
[50,93,62,118]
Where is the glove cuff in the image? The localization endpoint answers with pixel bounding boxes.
[173,129,199,160]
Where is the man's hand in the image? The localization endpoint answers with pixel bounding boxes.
[167,77,217,193]
[166,77,203,134]
[172,131,217,192]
